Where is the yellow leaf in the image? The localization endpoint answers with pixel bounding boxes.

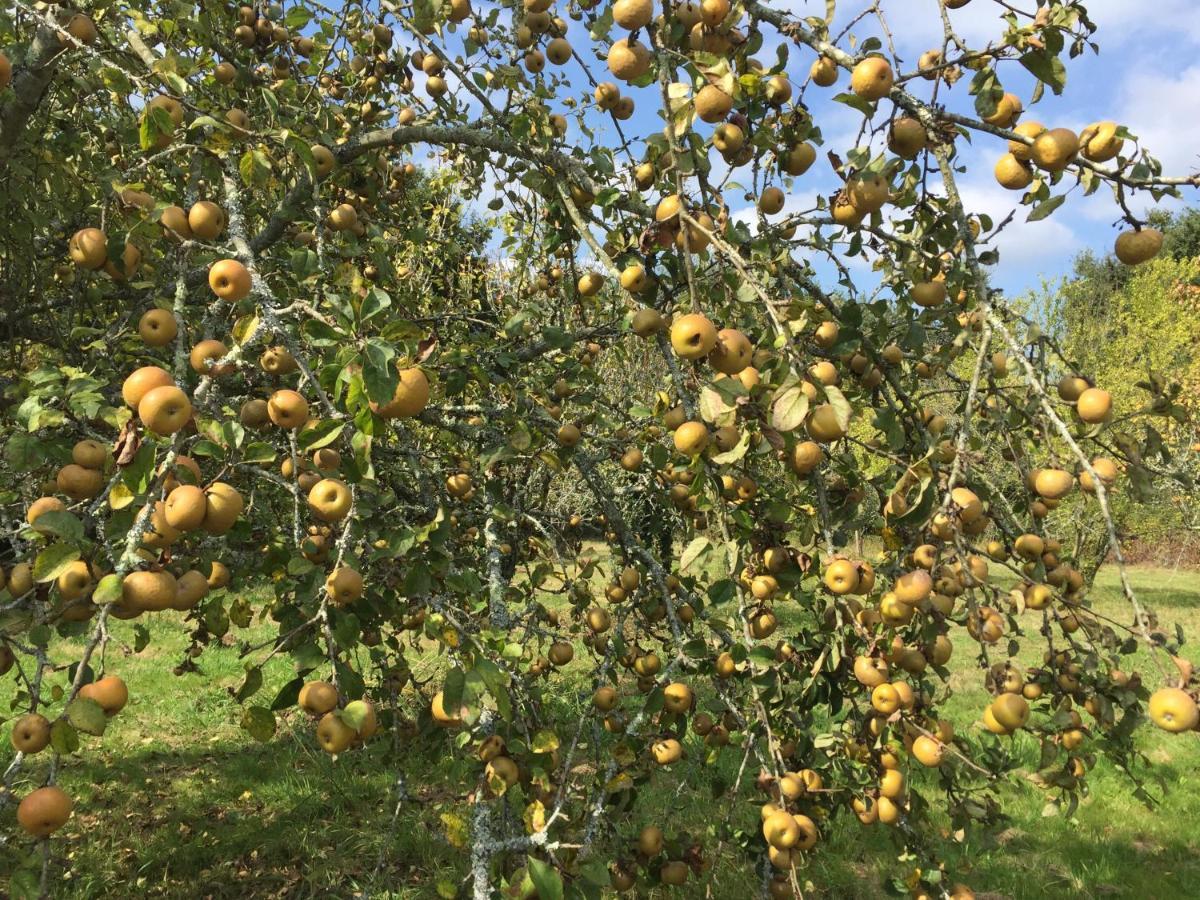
[486,770,508,797]
[108,482,134,510]
[440,811,469,848]
[604,772,633,793]
[612,742,637,766]
[524,799,547,834]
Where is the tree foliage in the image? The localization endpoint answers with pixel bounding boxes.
[1047,210,1200,557]
[1,0,1199,897]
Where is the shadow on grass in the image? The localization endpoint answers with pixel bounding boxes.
[4,730,467,900]
[936,822,1200,900]
[8,721,1200,900]
[1125,584,1200,610]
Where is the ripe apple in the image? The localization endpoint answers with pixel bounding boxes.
[10,713,51,753]
[138,385,192,436]
[17,785,72,837]
[78,675,128,715]
[138,308,178,347]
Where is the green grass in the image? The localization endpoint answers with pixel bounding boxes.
[3,566,1200,898]
[803,565,1200,899]
[1,592,469,899]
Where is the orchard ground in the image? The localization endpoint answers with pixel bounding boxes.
[3,564,1199,899]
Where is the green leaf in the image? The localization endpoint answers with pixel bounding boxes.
[832,91,877,117]
[203,596,230,638]
[891,465,936,527]
[239,149,267,186]
[476,657,511,720]
[360,288,392,322]
[588,3,613,40]
[285,6,312,28]
[335,661,365,702]
[8,866,40,900]
[121,443,157,493]
[679,536,712,573]
[50,718,80,754]
[5,433,42,471]
[270,676,305,711]
[531,729,560,753]
[1026,194,1067,222]
[341,699,372,731]
[231,312,260,345]
[187,115,223,131]
[261,86,279,118]
[66,660,94,687]
[28,509,83,542]
[299,420,345,451]
[332,610,361,646]
[191,439,225,458]
[443,667,466,714]
[99,65,133,93]
[527,856,564,900]
[33,543,81,583]
[503,307,533,338]
[969,67,1002,117]
[240,706,276,742]
[287,555,315,576]
[93,573,123,605]
[229,595,252,627]
[234,666,263,702]
[241,442,277,464]
[291,249,319,279]
[509,420,532,451]
[139,105,173,151]
[226,419,249,450]
[67,696,108,736]
[362,339,398,404]
[771,384,810,432]
[404,565,431,596]
[749,646,777,668]
[1019,50,1067,94]
[823,385,852,431]
[160,72,188,96]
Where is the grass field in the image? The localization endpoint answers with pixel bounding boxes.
[3,565,1200,899]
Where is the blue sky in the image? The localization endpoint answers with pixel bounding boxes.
[414,0,1200,299]
[813,0,1200,297]
[749,0,1200,297]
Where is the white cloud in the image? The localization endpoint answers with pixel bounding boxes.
[816,0,1200,57]
[730,188,821,232]
[1067,0,1200,45]
[1113,63,1200,186]
[955,177,1083,272]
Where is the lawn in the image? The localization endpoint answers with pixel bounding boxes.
[3,565,1199,899]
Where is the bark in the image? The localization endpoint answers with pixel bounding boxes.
[0,20,65,168]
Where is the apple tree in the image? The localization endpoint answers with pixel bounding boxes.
[1,0,1199,897]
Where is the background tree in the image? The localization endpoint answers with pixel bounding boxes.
[1045,208,1200,569]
